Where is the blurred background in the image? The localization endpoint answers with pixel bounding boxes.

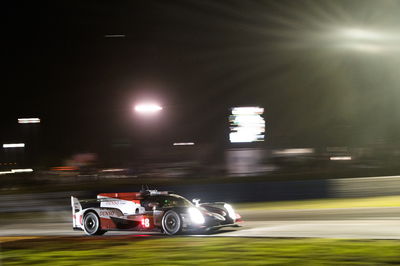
[2,0,400,223]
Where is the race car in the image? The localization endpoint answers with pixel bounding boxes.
[71,190,242,235]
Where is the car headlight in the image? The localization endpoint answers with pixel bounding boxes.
[188,207,205,224]
[224,204,236,220]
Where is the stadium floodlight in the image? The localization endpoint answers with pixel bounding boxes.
[340,28,382,41]
[3,143,25,148]
[18,118,41,124]
[334,27,395,53]
[134,103,163,113]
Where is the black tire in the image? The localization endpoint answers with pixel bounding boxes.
[161,210,182,235]
[83,212,106,236]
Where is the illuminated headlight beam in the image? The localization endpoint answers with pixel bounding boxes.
[188,207,205,224]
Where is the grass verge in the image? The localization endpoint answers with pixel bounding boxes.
[1,237,400,265]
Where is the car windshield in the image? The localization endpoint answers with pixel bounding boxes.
[151,194,193,208]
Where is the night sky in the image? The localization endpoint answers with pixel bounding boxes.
[3,0,400,162]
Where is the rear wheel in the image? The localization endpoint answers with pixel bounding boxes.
[83,212,106,235]
[161,210,182,235]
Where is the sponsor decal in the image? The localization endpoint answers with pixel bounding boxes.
[99,210,119,217]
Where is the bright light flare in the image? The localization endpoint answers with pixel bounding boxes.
[333,27,400,53]
[188,207,205,224]
[134,103,163,113]
[18,118,40,124]
[3,143,25,148]
[340,28,382,41]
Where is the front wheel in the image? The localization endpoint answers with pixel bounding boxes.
[161,210,182,235]
[83,212,106,236]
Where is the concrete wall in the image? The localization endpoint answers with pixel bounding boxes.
[329,175,400,198]
[1,175,399,213]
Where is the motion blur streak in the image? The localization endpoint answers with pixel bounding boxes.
[0,171,13,175]
[11,169,33,173]
[173,142,195,146]
[17,118,40,124]
[229,106,265,143]
[273,148,314,155]
[2,143,25,148]
[101,168,127,172]
[104,34,126,38]
[330,156,352,160]
[134,104,162,113]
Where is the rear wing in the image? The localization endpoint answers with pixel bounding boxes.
[71,196,82,228]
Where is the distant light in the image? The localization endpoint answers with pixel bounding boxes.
[104,34,126,38]
[232,107,264,115]
[11,168,33,173]
[0,171,13,175]
[3,143,25,148]
[0,169,33,175]
[134,103,163,113]
[173,142,195,146]
[229,106,265,143]
[50,166,77,171]
[273,148,314,155]
[18,118,40,124]
[330,156,352,161]
[335,28,392,53]
[101,168,127,172]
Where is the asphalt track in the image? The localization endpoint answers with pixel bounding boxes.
[1,207,399,239]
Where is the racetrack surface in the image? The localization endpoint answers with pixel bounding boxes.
[1,207,399,239]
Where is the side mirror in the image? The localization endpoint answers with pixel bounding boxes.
[192,198,200,206]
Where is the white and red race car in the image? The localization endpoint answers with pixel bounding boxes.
[71,190,242,235]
